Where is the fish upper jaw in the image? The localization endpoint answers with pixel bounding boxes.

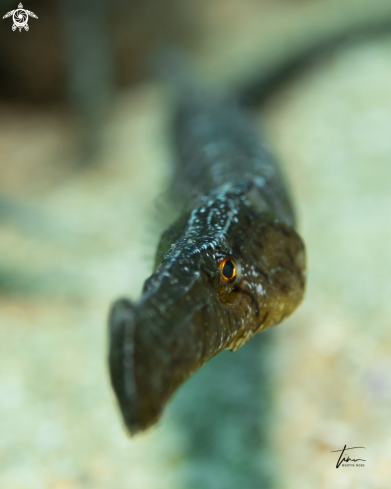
[108,262,220,435]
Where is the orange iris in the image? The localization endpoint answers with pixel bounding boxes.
[220,259,237,281]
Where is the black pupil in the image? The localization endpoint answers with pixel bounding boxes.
[222,261,235,279]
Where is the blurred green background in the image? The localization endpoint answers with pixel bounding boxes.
[1,0,391,488]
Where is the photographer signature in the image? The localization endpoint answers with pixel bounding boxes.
[331,445,366,468]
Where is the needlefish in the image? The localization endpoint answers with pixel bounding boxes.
[108,60,306,434]
[107,5,391,438]
[109,9,391,433]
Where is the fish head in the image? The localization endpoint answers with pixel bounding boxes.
[108,192,305,434]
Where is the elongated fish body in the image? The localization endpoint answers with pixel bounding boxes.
[109,88,306,435]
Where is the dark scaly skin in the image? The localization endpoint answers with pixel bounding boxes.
[108,90,306,435]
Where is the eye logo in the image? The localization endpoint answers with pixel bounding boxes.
[3,3,38,32]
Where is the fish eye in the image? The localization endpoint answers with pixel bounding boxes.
[220,259,237,281]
